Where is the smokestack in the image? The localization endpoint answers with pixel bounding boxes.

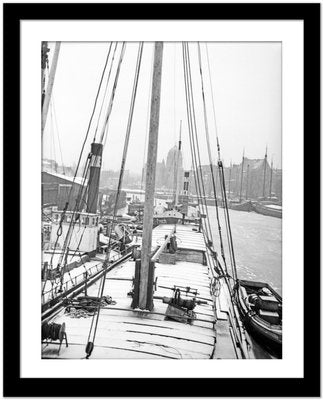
[183,171,189,194]
[87,142,103,214]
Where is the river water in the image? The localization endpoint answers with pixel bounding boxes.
[124,194,282,295]
[207,206,282,296]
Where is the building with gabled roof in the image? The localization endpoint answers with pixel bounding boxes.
[42,171,88,210]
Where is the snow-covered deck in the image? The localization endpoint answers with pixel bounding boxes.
[42,224,239,359]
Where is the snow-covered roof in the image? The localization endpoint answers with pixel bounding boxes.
[43,171,87,186]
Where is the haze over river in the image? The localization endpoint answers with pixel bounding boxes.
[208,206,282,295]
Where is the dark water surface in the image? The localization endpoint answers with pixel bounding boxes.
[208,206,282,296]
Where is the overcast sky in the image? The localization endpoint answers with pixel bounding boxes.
[43,41,281,174]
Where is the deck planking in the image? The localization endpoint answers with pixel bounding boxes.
[42,224,242,359]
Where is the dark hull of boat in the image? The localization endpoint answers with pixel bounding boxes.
[242,312,282,357]
[128,203,144,216]
[229,200,252,212]
[153,216,182,226]
[236,280,282,357]
[252,202,282,218]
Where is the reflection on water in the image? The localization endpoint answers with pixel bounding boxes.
[208,206,282,295]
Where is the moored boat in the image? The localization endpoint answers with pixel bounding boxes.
[229,200,252,212]
[235,279,282,356]
[252,201,282,218]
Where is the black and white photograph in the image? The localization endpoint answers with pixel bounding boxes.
[3,3,320,397]
[41,40,282,360]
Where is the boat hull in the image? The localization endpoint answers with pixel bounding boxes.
[236,279,282,357]
[252,202,282,218]
[229,200,252,212]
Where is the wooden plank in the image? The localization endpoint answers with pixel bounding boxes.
[42,342,173,359]
[66,322,215,346]
[68,333,213,357]
[213,320,237,359]
[55,311,216,339]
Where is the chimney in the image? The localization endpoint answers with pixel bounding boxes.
[87,142,103,214]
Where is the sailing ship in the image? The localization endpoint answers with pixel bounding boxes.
[41,41,281,360]
[251,150,282,218]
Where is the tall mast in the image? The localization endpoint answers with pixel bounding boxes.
[228,161,232,200]
[215,163,218,197]
[174,120,182,207]
[262,146,268,198]
[41,42,49,106]
[41,42,61,138]
[137,42,163,310]
[245,164,250,200]
[269,157,273,199]
[239,149,245,202]
[235,167,239,197]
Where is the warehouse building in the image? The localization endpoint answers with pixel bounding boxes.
[42,171,87,211]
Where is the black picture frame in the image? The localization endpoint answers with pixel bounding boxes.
[3,2,320,397]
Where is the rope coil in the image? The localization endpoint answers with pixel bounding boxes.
[42,321,65,341]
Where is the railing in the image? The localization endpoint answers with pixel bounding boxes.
[41,247,134,318]
[42,251,125,304]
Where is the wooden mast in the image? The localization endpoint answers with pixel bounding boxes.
[269,157,273,199]
[137,42,163,310]
[41,42,61,138]
[245,164,250,200]
[174,120,182,208]
[228,161,232,200]
[41,42,49,106]
[235,167,239,197]
[262,146,268,198]
[239,149,245,203]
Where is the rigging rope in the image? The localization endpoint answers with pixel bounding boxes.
[140,45,154,192]
[196,42,228,273]
[181,42,234,304]
[48,43,115,276]
[182,45,204,223]
[183,44,247,355]
[99,42,126,144]
[66,43,113,200]
[218,160,238,281]
[186,44,214,241]
[182,43,223,283]
[57,43,125,264]
[49,102,57,172]
[51,96,66,175]
[85,42,144,358]
[93,42,115,142]
[182,43,213,243]
[182,44,207,238]
[48,41,114,265]
[205,43,221,161]
[204,43,238,282]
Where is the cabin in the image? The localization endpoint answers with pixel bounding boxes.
[49,210,99,254]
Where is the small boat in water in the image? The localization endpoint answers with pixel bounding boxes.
[252,201,282,218]
[229,200,252,212]
[235,279,282,356]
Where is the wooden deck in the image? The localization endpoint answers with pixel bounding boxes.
[42,224,242,359]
